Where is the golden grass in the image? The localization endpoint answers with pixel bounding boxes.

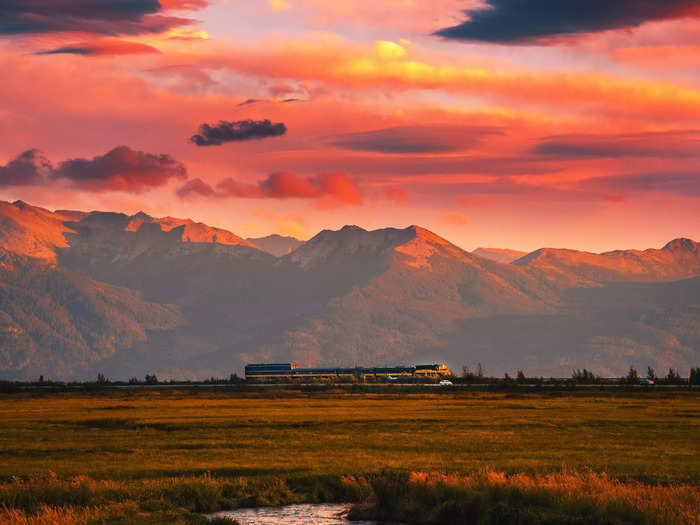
[0,390,697,523]
[389,470,699,525]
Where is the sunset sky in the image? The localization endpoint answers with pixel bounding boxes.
[1,0,699,252]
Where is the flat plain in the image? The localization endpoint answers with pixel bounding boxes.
[1,390,698,524]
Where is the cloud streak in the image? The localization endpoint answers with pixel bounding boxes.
[203,38,700,122]
[35,40,160,56]
[577,172,700,197]
[533,131,700,159]
[190,119,287,146]
[177,171,362,205]
[331,125,502,154]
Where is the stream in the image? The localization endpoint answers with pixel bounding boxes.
[208,503,385,524]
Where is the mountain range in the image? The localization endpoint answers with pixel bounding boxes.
[0,199,697,380]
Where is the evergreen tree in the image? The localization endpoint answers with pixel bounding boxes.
[690,367,700,386]
[666,368,681,383]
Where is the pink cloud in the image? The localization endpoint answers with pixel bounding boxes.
[178,171,362,205]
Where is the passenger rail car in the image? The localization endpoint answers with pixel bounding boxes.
[245,362,452,382]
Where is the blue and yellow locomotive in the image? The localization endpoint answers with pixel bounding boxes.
[244,362,452,382]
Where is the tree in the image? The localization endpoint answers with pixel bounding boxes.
[96,373,108,384]
[647,367,656,381]
[666,368,681,383]
[625,366,639,384]
[690,367,700,386]
[144,374,158,385]
[572,369,595,384]
[476,362,484,379]
[516,370,526,384]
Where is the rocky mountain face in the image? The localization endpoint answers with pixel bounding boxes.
[0,201,74,261]
[0,247,182,378]
[0,199,698,380]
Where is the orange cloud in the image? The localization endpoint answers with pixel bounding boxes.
[612,45,700,68]
[194,37,700,122]
[383,187,409,203]
[159,0,209,9]
[314,172,362,204]
[178,171,362,205]
[439,212,470,226]
[268,0,292,11]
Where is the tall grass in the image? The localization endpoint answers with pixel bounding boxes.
[1,391,698,522]
[1,470,697,524]
[348,470,700,525]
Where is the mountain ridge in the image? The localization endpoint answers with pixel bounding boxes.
[247,234,304,256]
[472,247,527,264]
[0,199,697,380]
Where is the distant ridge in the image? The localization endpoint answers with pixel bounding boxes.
[247,234,304,256]
[472,247,527,264]
[514,238,700,285]
[54,206,257,248]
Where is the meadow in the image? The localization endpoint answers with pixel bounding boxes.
[0,389,698,524]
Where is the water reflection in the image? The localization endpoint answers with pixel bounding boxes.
[209,503,382,524]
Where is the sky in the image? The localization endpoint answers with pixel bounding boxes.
[0,0,699,252]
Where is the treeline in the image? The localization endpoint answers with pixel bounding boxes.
[456,364,700,386]
[0,373,245,392]
[1,367,699,391]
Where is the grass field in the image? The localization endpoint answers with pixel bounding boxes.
[0,390,698,523]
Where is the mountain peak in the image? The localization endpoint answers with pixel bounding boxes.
[663,238,697,253]
[396,225,470,269]
[407,225,450,243]
[133,211,153,220]
[340,225,366,233]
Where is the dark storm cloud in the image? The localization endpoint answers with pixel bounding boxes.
[331,125,502,154]
[52,146,187,192]
[435,0,700,43]
[190,119,287,146]
[0,0,195,36]
[0,149,52,186]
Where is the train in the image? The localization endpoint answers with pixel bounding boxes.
[244,362,453,382]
